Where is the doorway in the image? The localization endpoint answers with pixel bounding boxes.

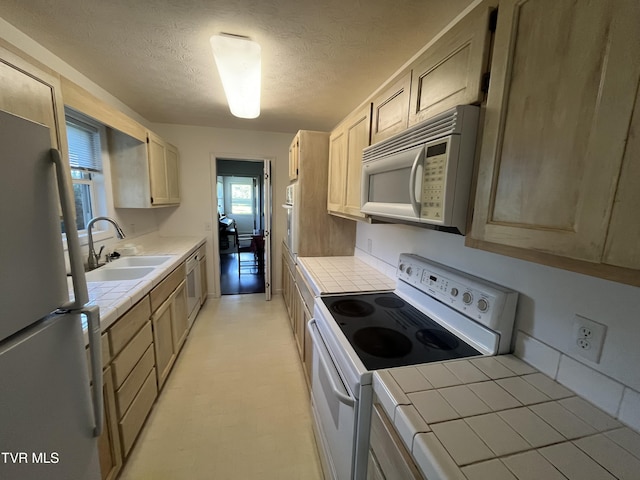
[215,158,271,298]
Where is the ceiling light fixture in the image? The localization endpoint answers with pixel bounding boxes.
[210,33,261,119]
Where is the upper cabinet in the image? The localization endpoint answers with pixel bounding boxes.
[109,129,180,208]
[408,2,495,126]
[327,103,372,220]
[468,0,640,286]
[371,71,411,144]
[0,41,67,153]
[147,132,180,206]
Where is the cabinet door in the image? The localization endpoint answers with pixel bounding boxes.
[165,142,180,204]
[148,132,169,205]
[171,280,188,352]
[0,45,66,152]
[343,104,372,218]
[289,134,299,181]
[603,83,640,270]
[371,71,411,144]
[152,297,176,389]
[98,366,122,480]
[470,0,640,264]
[327,128,347,213]
[408,2,494,126]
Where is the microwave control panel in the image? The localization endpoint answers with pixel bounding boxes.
[420,142,448,222]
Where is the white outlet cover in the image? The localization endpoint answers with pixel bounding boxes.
[569,315,607,363]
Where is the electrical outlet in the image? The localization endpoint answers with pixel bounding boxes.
[367,238,373,254]
[569,315,607,363]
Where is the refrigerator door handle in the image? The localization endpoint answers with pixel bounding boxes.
[51,148,89,308]
[82,305,104,437]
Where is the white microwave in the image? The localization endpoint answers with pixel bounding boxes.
[360,105,479,234]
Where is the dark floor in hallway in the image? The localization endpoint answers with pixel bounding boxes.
[219,253,265,295]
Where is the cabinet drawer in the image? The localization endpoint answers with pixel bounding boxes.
[119,367,157,457]
[115,345,155,418]
[197,243,206,259]
[150,263,185,312]
[109,297,151,357]
[111,321,153,388]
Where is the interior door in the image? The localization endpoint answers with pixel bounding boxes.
[262,160,272,301]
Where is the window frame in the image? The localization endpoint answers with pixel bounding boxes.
[62,110,110,248]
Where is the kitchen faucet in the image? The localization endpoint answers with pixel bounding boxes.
[86,216,126,270]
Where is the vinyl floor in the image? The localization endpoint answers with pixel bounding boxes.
[118,294,323,480]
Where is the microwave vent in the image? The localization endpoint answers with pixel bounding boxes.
[363,105,477,162]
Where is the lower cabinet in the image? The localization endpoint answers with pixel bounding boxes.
[283,251,315,390]
[94,259,192,476]
[152,296,177,389]
[152,279,188,390]
[97,365,122,480]
[368,399,422,480]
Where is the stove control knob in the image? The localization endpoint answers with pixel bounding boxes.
[462,291,473,305]
[406,266,413,275]
[477,298,489,312]
[450,287,459,297]
[399,263,406,272]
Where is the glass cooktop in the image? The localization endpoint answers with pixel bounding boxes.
[322,292,481,370]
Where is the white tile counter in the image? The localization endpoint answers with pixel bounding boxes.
[296,256,396,295]
[69,233,205,340]
[373,355,640,480]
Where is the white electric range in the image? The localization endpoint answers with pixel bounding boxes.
[308,253,518,480]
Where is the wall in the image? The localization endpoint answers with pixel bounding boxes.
[151,123,293,297]
[356,222,640,430]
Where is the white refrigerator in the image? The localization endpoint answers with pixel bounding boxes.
[0,110,102,480]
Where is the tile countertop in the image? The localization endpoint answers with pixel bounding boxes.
[296,256,396,295]
[69,234,206,343]
[373,355,640,480]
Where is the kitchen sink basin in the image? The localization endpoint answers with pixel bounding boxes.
[104,255,173,268]
[85,266,156,282]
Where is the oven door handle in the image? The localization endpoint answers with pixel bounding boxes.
[308,319,355,408]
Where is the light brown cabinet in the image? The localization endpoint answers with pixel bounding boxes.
[0,41,68,154]
[408,2,495,126]
[150,265,188,389]
[327,104,372,220]
[97,365,122,480]
[108,129,180,208]
[288,134,300,181]
[290,130,356,256]
[148,131,180,205]
[468,0,640,287]
[171,280,189,352]
[371,72,412,144]
[152,295,177,390]
[367,400,423,480]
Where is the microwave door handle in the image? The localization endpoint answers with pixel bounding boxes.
[409,147,425,217]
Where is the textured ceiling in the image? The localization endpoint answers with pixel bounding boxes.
[0,0,473,133]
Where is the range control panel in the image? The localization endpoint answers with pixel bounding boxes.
[396,253,518,330]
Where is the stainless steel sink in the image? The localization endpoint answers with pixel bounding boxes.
[103,255,173,268]
[85,266,156,282]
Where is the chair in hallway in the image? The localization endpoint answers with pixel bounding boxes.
[236,234,262,278]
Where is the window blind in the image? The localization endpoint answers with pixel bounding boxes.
[66,118,102,172]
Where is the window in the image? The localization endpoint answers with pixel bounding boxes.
[63,115,103,233]
[230,182,253,215]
